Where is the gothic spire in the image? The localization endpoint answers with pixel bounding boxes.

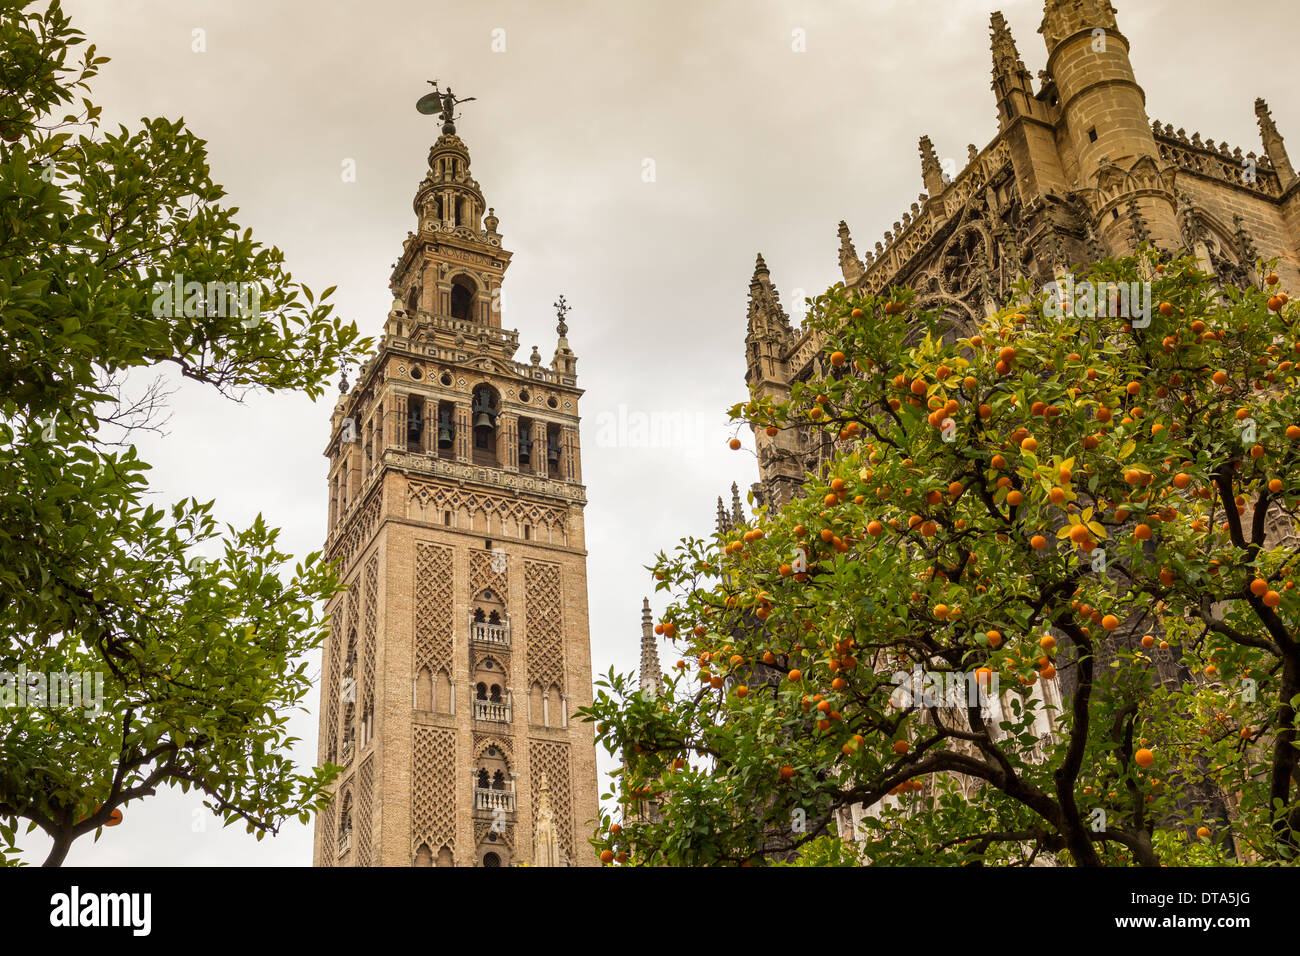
[1255,97,1297,188]
[837,221,864,283]
[746,253,791,340]
[532,773,565,866]
[639,597,662,697]
[715,496,729,534]
[731,481,744,525]
[991,12,1034,129]
[919,135,945,195]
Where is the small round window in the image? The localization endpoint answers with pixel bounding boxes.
[547,396,558,409]
[440,371,453,386]
[518,388,530,403]
[410,366,423,380]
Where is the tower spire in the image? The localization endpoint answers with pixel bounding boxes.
[731,482,744,525]
[919,135,945,195]
[532,773,565,866]
[639,597,662,697]
[1255,98,1297,189]
[715,496,729,534]
[990,12,1034,129]
[837,221,864,283]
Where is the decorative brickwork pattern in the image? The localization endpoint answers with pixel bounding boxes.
[408,482,566,541]
[524,560,565,690]
[529,740,573,862]
[469,547,509,600]
[362,554,379,711]
[412,726,457,858]
[414,543,455,675]
[356,754,375,866]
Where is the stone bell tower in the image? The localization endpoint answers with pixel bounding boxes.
[312,85,599,867]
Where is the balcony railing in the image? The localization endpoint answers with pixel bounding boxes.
[473,699,510,722]
[470,621,510,646]
[474,788,516,813]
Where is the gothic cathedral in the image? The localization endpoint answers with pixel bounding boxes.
[746,0,1300,508]
[312,97,599,867]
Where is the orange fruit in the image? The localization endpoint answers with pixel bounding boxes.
[1021,436,1038,453]
[729,438,741,450]
[830,351,846,367]
[600,850,615,864]
[1196,826,1211,839]
[892,740,909,755]
[986,630,1003,647]
[1007,490,1024,506]
[1134,748,1155,767]
[1134,523,1152,540]
[1263,590,1282,607]
[1101,614,1120,631]
[1141,635,1155,648]
[1030,535,1047,550]
[1250,578,1269,596]
[788,669,802,682]
[1040,634,1056,651]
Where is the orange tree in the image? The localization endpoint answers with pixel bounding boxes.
[583,249,1300,866]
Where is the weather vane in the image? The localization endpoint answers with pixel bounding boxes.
[553,295,570,337]
[416,80,477,134]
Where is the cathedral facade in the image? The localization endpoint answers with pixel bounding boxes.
[312,96,599,867]
[746,0,1300,507]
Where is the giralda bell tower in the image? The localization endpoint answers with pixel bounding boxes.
[312,85,599,867]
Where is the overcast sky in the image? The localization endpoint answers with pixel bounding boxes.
[22,0,1298,865]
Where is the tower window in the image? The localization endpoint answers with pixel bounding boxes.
[524,525,531,541]
[1088,127,1098,143]
[450,279,474,320]
[407,396,424,451]
[444,510,452,526]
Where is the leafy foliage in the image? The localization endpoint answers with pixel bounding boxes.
[583,249,1300,867]
[0,0,370,864]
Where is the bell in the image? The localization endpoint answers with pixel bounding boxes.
[518,437,532,464]
[546,442,560,464]
[474,411,494,429]
[438,424,453,448]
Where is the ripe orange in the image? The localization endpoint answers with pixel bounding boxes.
[1141,635,1155,648]
[1040,634,1056,651]
[1212,370,1228,385]
[1250,578,1269,596]
[1134,748,1155,767]
[1134,523,1152,540]
[866,520,884,536]
[1196,826,1211,839]
[1270,478,1284,493]
[1288,425,1300,440]
[986,630,1003,647]
[1030,534,1047,550]
[779,765,796,780]
[1101,614,1120,631]
[1007,490,1024,506]
[788,669,802,682]
[600,849,616,864]
[1173,472,1191,489]
[1021,436,1038,453]
[1263,590,1282,607]
[1159,302,1173,317]
[830,351,846,367]
[893,740,909,755]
